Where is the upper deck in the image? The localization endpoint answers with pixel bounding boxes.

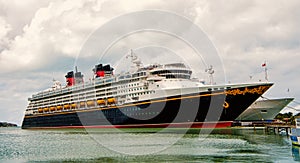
[25,57,201,116]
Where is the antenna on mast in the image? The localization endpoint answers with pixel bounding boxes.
[126,49,143,70]
[262,61,268,81]
[75,66,78,73]
[205,65,215,85]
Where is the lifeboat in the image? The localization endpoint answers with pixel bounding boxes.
[71,103,77,109]
[44,108,49,112]
[80,102,85,107]
[107,98,116,104]
[50,106,56,111]
[57,106,63,110]
[87,100,95,107]
[97,99,105,105]
[38,108,43,113]
[63,104,70,110]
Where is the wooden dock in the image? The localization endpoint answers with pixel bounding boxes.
[265,124,294,135]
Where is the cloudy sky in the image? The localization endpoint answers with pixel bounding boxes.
[0,0,299,125]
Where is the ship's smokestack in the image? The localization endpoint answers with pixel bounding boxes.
[93,64,114,78]
[65,71,75,86]
[65,66,84,86]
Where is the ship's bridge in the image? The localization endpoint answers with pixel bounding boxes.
[149,63,192,79]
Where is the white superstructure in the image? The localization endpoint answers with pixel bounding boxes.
[25,51,269,116]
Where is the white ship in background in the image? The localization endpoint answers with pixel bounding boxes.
[236,97,294,121]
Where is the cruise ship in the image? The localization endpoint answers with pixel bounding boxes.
[236,97,294,121]
[21,51,273,129]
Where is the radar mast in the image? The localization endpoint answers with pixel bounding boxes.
[126,49,143,72]
[205,65,215,85]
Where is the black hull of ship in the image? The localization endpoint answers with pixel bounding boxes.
[21,83,272,129]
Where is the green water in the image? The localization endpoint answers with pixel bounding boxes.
[0,127,297,162]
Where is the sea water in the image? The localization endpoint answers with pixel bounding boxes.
[0,127,297,162]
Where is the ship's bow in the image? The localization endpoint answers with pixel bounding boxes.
[219,82,273,121]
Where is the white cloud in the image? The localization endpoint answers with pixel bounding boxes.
[0,16,11,38]
[0,16,11,50]
[0,0,199,73]
[195,0,300,54]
